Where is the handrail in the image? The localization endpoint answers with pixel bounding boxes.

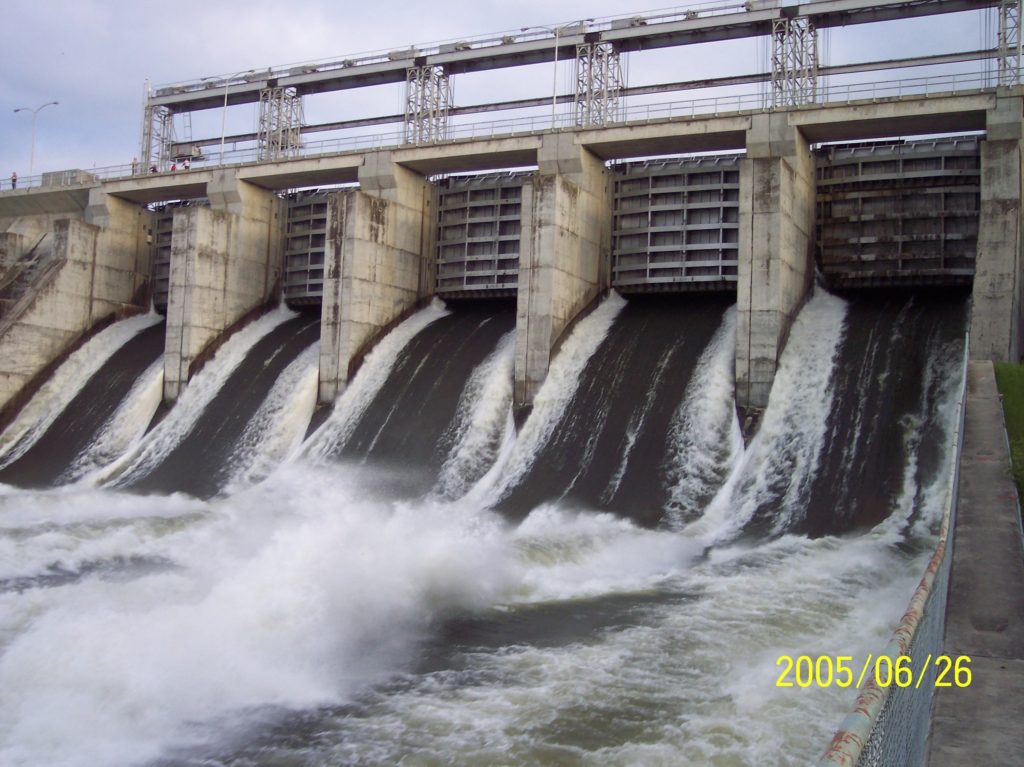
[819,333,971,766]
[2,71,1002,194]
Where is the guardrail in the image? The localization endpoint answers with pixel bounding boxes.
[1,70,1000,194]
[819,335,970,767]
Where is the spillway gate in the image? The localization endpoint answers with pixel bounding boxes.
[816,135,981,288]
[611,155,740,292]
[435,172,527,298]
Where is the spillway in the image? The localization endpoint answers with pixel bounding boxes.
[498,294,735,527]
[326,302,515,496]
[0,287,969,767]
[121,313,320,498]
[0,315,165,488]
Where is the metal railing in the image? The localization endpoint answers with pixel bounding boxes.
[150,0,748,95]
[819,336,970,767]
[1,70,1002,194]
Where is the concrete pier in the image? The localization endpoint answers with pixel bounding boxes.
[971,96,1024,363]
[317,152,435,403]
[163,173,282,402]
[513,135,610,412]
[735,113,816,411]
[0,213,149,418]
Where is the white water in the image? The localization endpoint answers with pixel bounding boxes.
[0,313,162,469]
[304,299,450,460]
[483,292,627,502]
[434,330,516,500]
[223,342,320,491]
[0,289,968,767]
[63,360,164,483]
[99,307,296,487]
[685,289,848,543]
[664,305,741,526]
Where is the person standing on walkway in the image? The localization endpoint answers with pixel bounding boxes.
[10,171,16,190]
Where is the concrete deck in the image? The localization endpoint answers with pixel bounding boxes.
[928,361,1024,766]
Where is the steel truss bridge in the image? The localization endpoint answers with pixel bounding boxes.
[137,1,1024,172]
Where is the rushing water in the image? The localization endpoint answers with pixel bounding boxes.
[0,289,967,767]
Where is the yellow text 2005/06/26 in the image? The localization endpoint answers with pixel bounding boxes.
[775,654,972,689]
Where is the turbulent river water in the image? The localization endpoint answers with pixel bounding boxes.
[0,288,967,767]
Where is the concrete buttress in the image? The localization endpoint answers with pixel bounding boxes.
[971,95,1024,362]
[735,113,816,411]
[163,171,282,402]
[317,152,435,404]
[513,134,611,413]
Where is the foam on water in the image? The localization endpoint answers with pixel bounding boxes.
[99,307,297,487]
[434,330,515,500]
[304,299,450,460]
[0,465,512,767]
[685,289,848,543]
[0,313,163,469]
[664,305,741,526]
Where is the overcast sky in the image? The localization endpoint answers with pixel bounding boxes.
[0,0,998,178]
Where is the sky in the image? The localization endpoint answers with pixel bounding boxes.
[0,0,1000,179]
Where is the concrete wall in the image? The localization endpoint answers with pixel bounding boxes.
[736,112,816,411]
[513,135,611,412]
[163,175,282,401]
[0,194,152,417]
[318,153,434,403]
[971,96,1024,362]
[0,232,24,269]
[0,218,146,415]
[84,189,153,314]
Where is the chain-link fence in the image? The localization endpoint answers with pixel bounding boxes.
[819,339,969,767]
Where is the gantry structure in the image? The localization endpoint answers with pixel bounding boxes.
[140,0,1020,169]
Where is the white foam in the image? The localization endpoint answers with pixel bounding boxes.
[99,307,296,487]
[303,299,450,460]
[685,289,848,543]
[0,313,162,469]
[664,305,740,525]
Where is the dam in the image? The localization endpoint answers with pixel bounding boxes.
[0,1,1021,765]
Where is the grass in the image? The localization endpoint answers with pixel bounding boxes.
[994,362,1024,498]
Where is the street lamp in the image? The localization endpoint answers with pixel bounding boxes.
[208,70,255,165]
[521,20,592,127]
[13,101,59,179]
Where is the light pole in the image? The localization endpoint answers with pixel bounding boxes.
[521,20,592,127]
[13,101,58,179]
[211,70,255,165]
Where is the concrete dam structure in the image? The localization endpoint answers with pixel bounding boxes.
[0,1,1022,765]
[0,109,1019,420]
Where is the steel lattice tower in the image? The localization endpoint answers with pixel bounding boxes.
[770,15,818,108]
[999,0,1022,86]
[404,65,452,145]
[574,42,625,127]
[257,87,303,161]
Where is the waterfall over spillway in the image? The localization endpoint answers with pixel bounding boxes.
[497,294,735,527]
[0,314,165,488]
[113,312,320,498]
[0,286,971,767]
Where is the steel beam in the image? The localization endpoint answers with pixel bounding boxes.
[145,1,1001,113]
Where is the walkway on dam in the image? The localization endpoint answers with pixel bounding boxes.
[928,361,1024,765]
